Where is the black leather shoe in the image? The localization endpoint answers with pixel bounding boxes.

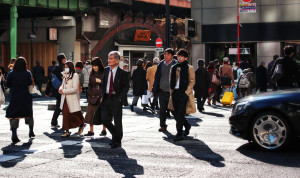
[12,135,20,143]
[100,130,107,136]
[184,125,191,137]
[111,142,121,149]
[158,126,167,132]
[173,134,184,141]
[130,105,134,112]
[29,132,35,138]
[84,131,94,136]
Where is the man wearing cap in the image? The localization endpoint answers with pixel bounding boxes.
[219,57,235,97]
[45,53,66,128]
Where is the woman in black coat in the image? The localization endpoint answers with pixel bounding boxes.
[256,62,268,92]
[194,59,210,112]
[131,59,147,111]
[6,57,34,143]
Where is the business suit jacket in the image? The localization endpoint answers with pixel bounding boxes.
[101,66,129,106]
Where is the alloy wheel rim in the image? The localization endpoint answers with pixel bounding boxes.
[253,115,287,149]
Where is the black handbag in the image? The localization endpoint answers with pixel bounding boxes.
[220,67,232,85]
[93,104,102,125]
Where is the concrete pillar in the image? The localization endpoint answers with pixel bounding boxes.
[10,5,17,59]
[191,43,205,69]
[257,42,281,67]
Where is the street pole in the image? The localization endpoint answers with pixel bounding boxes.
[10,5,17,59]
[237,0,240,67]
[166,0,170,48]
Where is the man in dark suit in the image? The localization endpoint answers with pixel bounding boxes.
[101,51,129,149]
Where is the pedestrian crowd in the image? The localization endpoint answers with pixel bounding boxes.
[0,45,299,148]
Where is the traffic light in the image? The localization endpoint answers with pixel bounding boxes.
[170,22,178,36]
[185,19,195,38]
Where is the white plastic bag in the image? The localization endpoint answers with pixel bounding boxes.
[141,94,148,105]
[29,85,42,98]
[0,78,5,105]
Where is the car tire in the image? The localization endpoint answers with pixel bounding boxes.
[250,112,291,151]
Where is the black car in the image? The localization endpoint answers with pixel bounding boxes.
[229,89,300,150]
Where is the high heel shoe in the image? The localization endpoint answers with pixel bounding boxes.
[29,132,35,138]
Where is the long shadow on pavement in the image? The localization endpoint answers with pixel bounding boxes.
[162,131,225,167]
[0,139,33,168]
[44,131,84,159]
[237,142,300,167]
[87,137,144,177]
[201,111,224,117]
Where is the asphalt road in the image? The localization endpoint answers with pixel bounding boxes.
[0,94,300,177]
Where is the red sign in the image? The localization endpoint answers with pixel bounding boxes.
[156,38,163,48]
[242,0,254,2]
[134,30,151,42]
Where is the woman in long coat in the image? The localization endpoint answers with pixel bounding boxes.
[130,59,148,111]
[83,57,107,136]
[6,57,34,143]
[194,59,210,112]
[59,61,85,138]
[207,61,219,105]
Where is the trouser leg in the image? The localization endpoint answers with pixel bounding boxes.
[172,90,188,135]
[132,95,139,106]
[51,95,61,126]
[158,91,169,127]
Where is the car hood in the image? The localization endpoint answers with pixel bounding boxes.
[237,89,300,104]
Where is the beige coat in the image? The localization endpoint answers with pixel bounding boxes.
[59,73,81,113]
[146,65,157,92]
[168,65,196,114]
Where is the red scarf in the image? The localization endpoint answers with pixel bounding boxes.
[207,67,215,72]
[75,67,82,71]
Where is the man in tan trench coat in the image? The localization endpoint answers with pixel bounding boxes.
[168,49,196,141]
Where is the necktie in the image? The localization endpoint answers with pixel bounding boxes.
[109,70,114,96]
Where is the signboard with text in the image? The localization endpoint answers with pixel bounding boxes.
[239,3,256,13]
[229,48,250,55]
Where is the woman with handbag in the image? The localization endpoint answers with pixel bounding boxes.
[59,61,85,138]
[5,57,35,143]
[207,61,220,105]
[83,57,107,136]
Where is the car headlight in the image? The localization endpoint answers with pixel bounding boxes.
[233,101,251,114]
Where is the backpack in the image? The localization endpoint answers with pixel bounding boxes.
[233,68,238,80]
[238,72,252,89]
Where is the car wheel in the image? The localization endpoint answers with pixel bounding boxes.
[250,112,291,151]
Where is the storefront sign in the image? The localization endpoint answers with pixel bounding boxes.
[48,28,57,41]
[239,3,256,13]
[229,48,250,55]
[134,30,151,42]
[242,0,254,3]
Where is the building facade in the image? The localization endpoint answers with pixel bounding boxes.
[191,0,300,68]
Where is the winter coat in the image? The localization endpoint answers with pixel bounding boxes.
[82,65,92,87]
[59,73,81,113]
[219,64,235,88]
[168,65,196,114]
[194,67,210,98]
[87,72,103,105]
[233,66,243,84]
[256,65,268,92]
[146,65,157,92]
[271,56,300,88]
[5,70,33,118]
[32,64,45,82]
[45,63,64,97]
[75,68,84,87]
[132,66,147,96]
[267,60,275,83]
